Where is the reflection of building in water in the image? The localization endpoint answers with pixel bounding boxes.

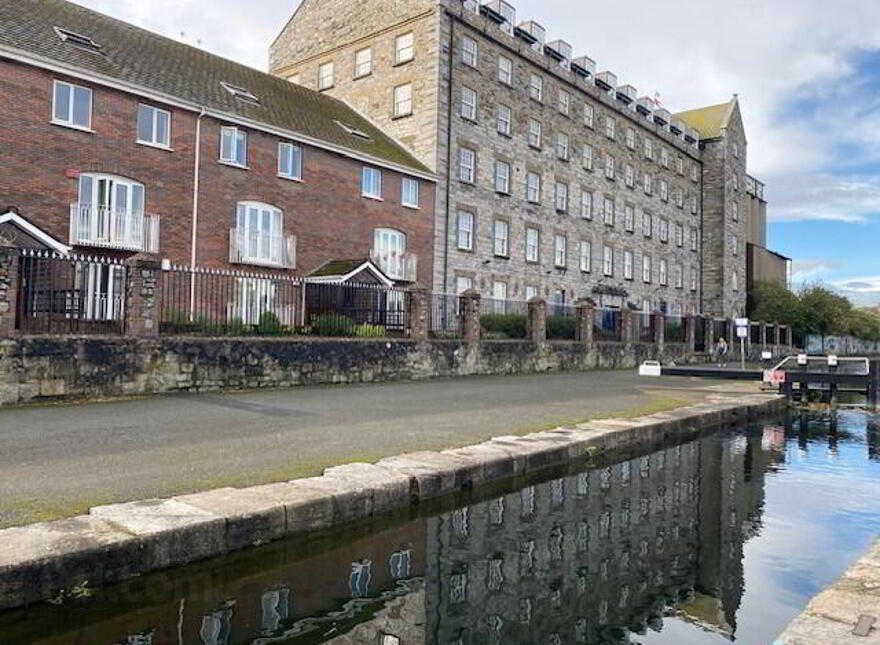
[427,431,779,644]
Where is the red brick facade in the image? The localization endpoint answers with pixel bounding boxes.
[0,59,435,286]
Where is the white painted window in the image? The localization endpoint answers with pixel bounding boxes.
[493,219,509,256]
[401,177,419,208]
[690,227,698,251]
[457,276,474,293]
[677,156,684,175]
[526,172,541,203]
[362,166,382,199]
[642,212,652,237]
[643,254,652,283]
[675,187,684,208]
[558,89,570,115]
[644,137,654,160]
[492,282,508,315]
[235,201,283,266]
[691,194,698,214]
[393,83,413,117]
[584,103,595,128]
[527,118,542,148]
[579,240,592,272]
[354,47,372,77]
[624,204,635,232]
[529,73,543,101]
[732,141,739,158]
[220,126,247,166]
[318,62,334,89]
[460,86,477,120]
[526,227,540,262]
[496,103,512,136]
[136,104,170,147]
[395,32,414,64]
[659,179,668,201]
[605,154,615,180]
[462,35,479,67]
[457,210,474,250]
[603,245,614,276]
[626,127,635,150]
[675,224,684,247]
[603,196,615,226]
[605,116,616,140]
[675,263,684,288]
[732,200,739,221]
[374,228,407,279]
[731,233,739,255]
[660,147,669,168]
[580,190,593,220]
[644,173,652,195]
[691,266,698,291]
[494,160,511,194]
[732,270,739,291]
[659,259,668,285]
[582,143,594,170]
[53,80,92,130]
[624,250,634,280]
[498,54,513,84]
[659,218,669,242]
[557,132,569,160]
[278,142,303,180]
[73,173,147,251]
[692,163,699,182]
[625,164,634,187]
[554,234,567,268]
[555,181,569,212]
[525,285,538,302]
[459,147,476,183]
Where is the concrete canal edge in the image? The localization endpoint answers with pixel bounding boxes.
[777,539,880,644]
[0,393,787,612]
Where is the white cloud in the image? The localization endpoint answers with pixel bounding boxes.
[791,259,839,284]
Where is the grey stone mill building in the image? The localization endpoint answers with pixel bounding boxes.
[271,0,788,318]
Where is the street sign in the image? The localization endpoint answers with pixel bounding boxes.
[763,370,787,385]
[735,318,749,328]
[736,326,748,339]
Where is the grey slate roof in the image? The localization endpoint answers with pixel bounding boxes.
[0,0,431,175]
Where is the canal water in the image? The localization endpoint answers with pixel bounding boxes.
[2,410,880,644]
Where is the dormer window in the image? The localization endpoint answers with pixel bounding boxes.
[53,27,102,54]
[220,82,260,105]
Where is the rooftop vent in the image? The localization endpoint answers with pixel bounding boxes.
[684,127,699,144]
[636,96,655,116]
[652,107,671,127]
[570,55,596,78]
[220,82,260,105]
[460,0,479,12]
[515,21,545,50]
[670,118,686,135]
[616,84,637,104]
[53,26,102,54]
[595,71,617,93]
[335,120,372,141]
[544,39,572,65]
[481,1,516,35]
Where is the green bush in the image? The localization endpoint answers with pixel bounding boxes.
[312,313,355,337]
[480,314,527,339]
[547,316,576,340]
[353,324,386,338]
[257,311,284,335]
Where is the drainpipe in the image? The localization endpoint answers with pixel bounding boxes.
[442,13,455,295]
[189,108,206,320]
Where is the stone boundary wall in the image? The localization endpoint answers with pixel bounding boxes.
[0,393,786,611]
[0,336,721,408]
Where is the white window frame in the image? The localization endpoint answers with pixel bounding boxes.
[675,263,684,289]
[526,227,540,262]
[624,250,634,280]
[624,204,635,232]
[659,179,668,201]
[395,32,415,64]
[457,210,474,251]
[318,62,334,90]
[401,177,420,209]
[643,254,652,283]
[644,173,652,195]
[554,234,567,268]
[626,127,635,150]
[496,103,512,136]
[691,228,698,251]
[659,218,669,242]
[660,147,669,168]
[373,228,407,280]
[362,166,383,199]
[558,89,570,115]
[603,196,615,226]
[676,224,684,247]
[555,181,569,213]
[605,154,615,180]
[603,245,614,277]
[582,143,594,170]
[605,116,616,140]
[527,118,542,148]
[691,266,698,291]
[460,86,478,120]
[393,83,413,117]
[278,141,303,181]
[354,47,373,78]
[584,103,595,129]
[625,164,634,188]
[557,132,570,160]
[526,172,541,203]
[52,80,93,131]
[659,259,668,285]
[220,126,248,167]
[580,190,593,220]
[642,212,652,238]
[234,201,284,267]
[529,73,543,102]
[494,160,511,194]
[493,219,510,257]
[579,240,592,273]
[457,276,474,294]
[136,103,171,148]
[644,137,654,160]
[498,54,513,85]
[459,147,476,183]
[461,35,479,67]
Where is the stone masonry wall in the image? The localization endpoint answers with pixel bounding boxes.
[0,336,700,407]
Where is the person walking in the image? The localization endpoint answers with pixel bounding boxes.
[715,337,729,367]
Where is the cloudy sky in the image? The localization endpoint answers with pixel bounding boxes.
[72,0,880,305]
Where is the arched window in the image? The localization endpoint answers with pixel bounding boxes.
[372,228,406,279]
[73,173,153,251]
[234,201,283,266]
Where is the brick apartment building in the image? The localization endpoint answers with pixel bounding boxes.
[271,0,788,318]
[0,0,436,329]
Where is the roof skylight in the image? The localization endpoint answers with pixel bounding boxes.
[335,120,371,141]
[220,81,260,105]
[53,26,102,54]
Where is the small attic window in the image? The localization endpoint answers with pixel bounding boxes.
[220,81,260,105]
[335,120,371,141]
[53,27,102,53]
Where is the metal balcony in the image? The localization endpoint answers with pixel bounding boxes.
[69,203,159,253]
[229,228,296,269]
[371,250,418,282]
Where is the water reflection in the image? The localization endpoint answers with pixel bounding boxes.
[4,411,880,645]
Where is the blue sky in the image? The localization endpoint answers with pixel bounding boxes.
[70,0,880,305]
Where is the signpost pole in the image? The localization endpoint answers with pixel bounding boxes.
[741,337,745,371]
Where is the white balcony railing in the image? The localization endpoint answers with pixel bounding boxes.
[229,228,296,269]
[371,250,417,282]
[69,203,160,253]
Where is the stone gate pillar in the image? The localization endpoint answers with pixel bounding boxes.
[459,290,481,344]
[527,298,547,343]
[0,241,20,337]
[407,288,430,341]
[124,254,162,337]
[575,299,594,346]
